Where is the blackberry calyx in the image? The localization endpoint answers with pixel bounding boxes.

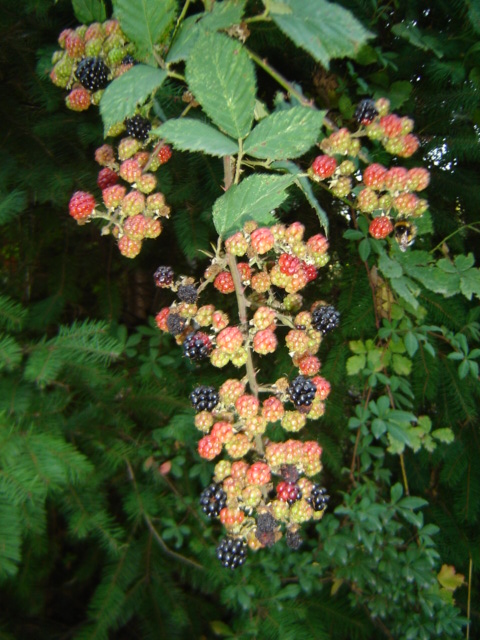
[154,265,174,288]
[286,528,303,550]
[124,115,152,142]
[311,304,340,335]
[166,313,186,336]
[190,385,219,412]
[177,284,198,304]
[199,482,227,517]
[280,465,300,484]
[183,331,212,361]
[354,99,378,125]
[216,537,247,569]
[256,512,278,534]
[288,375,316,408]
[75,57,110,92]
[308,485,330,512]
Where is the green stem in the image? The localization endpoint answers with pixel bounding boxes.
[246,48,314,108]
[170,0,193,45]
[429,222,480,254]
[234,138,244,185]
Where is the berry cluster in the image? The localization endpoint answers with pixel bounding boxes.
[67,140,171,258]
[50,19,137,112]
[309,98,430,249]
[154,221,335,568]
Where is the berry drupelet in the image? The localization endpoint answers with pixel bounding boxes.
[124,115,152,142]
[199,482,227,517]
[354,99,378,125]
[183,331,212,361]
[308,485,330,512]
[288,375,317,409]
[75,57,110,91]
[153,265,174,288]
[312,304,340,335]
[277,481,302,504]
[190,385,219,412]
[216,537,247,569]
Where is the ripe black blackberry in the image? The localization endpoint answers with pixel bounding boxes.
[183,331,212,361]
[285,528,303,550]
[288,375,316,408]
[312,304,340,335]
[354,99,378,125]
[153,265,174,288]
[75,57,110,91]
[199,482,226,517]
[124,115,152,142]
[308,485,330,512]
[190,385,219,412]
[177,284,198,304]
[122,54,137,65]
[216,537,247,569]
[166,313,186,336]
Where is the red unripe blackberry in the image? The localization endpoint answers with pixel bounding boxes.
[118,236,141,258]
[97,167,118,190]
[190,385,219,412]
[369,216,394,239]
[124,115,152,142]
[277,481,302,504]
[279,253,301,275]
[288,375,317,409]
[199,482,227,517]
[311,304,340,335]
[307,484,330,511]
[354,99,378,125]
[214,271,235,294]
[246,462,271,485]
[311,155,337,179]
[65,32,85,59]
[379,114,403,138]
[157,145,172,164]
[197,435,222,460]
[66,87,91,111]
[177,284,198,303]
[183,331,213,361]
[250,227,275,254]
[302,263,318,283]
[68,191,96,220]
[363,163,387,190]
[216,537,247,569]
[75,57,110,91]
[153,265,174,288]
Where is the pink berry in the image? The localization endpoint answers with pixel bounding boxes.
[250,227,275,254]
[278,253,301,275]
[66,87,91,111]
[246,462,271,486]
[103,185,126,208]
[253,329,278,355]
[198,435,222,460]
[311,155,337,179]
[118,236,142,258]
[369,216,394,239]
[68,191,95,220]
[216,326,244,354]
[97,167,118,190]
[214,272,235,294]
[363,163,387,190]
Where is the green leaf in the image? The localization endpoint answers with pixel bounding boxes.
[398,496,428,510]
[404,331,418,357]
[212,173,294,237]
[186,32,256,138]
[390,483,403,503]
[72,0,106,23]
[153,119,238,157]
[272,160,328,233]
[201,0,247,31]
[243,107,325,159]
[391,22,443,58]
[392,354,412,376]
[431,428,454,444]
[114,0,177,60]
[166,15,200,63]
[346,354,366,375]
[460,268,480,300]
[0,334,22,371]
[99,65,167,133]
[437,564,465,591]
[386,80,413,110]
[390,275,420,309]
[270,0,373,69]
[371,418,387,438]
[358,238,370,261]
[379,254,403,278]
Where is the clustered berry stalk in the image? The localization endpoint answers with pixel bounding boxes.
[154,221,336,568]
